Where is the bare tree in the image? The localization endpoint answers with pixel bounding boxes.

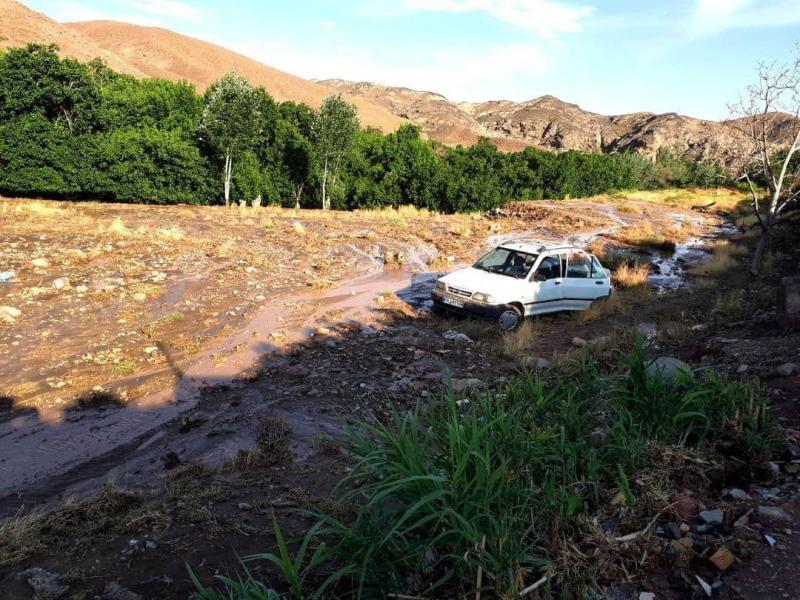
[730,46,800,275]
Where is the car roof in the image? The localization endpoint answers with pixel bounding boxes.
[498,238,580,254]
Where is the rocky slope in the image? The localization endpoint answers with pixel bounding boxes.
[320,80,797,167]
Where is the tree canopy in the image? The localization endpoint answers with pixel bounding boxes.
[0,44,727,211]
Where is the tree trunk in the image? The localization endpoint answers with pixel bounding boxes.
[293,182,304,210]
[321,157,329,210]
[223,153,232,207]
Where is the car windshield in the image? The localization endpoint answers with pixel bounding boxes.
[473,248,538,279]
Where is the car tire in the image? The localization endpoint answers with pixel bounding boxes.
[431,302,445,317]
[498,305,523,332]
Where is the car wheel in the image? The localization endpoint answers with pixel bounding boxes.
[431,302,445,317]
[498,306,523,332]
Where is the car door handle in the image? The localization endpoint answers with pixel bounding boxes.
[553,281,561,285]
[595,281,604,285]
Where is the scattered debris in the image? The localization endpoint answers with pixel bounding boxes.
[443,330,473,344]
[17,568,69,599]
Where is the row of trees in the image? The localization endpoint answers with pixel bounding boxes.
[0,44,727,212]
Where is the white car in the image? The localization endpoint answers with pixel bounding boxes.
[431,239,612,331]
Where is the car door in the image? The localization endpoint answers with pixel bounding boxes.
[561,251,603,309]
[525,254,564,315]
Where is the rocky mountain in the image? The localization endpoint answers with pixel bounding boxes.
[320,80,796,168]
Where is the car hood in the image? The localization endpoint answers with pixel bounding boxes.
[439,267,523,295]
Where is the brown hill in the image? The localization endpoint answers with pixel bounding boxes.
[0,0,145,76]
[319,80,794,168]
[64,21,404,132]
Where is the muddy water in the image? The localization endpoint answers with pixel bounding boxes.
[648,219,739,292]
[0,263,422,500]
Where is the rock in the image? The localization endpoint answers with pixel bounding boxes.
[709,546,735,571]
[757,505,793,525]
[590,335,611,347]
[524,356,551,370]
[637,322,657,339]
[75,285,88,294]
[572,337,587,347]
[700,508,724,525]
[237,502,253,511]
[665,522,683,540]
[774,362,800,377]
[725,488,750,501]
[645,357,692,385]
[670,493,702,518]
[736,363,749,374]
[450,378,483,393]
[777,276,800,330]
[132,292,147,302]
[292,221,306,234]
[51,277,70,289]
[31,258,49,268]
[17,568,69,598]
[102,582,143,600]
[145,540,157,550]
[315,326,331,336]
[734,509,753,529]
[0,305,21,324]
[671,537,694,552]
[0,270,16,282]
[443,330,473,344]
[639,594,656,600]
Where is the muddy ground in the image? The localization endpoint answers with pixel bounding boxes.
[1,189,799,599]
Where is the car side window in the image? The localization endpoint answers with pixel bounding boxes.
[566,252,591,279]
[590,256,606,279]
[534,256,561,280]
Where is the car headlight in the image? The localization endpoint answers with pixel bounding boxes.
[434,281,447,292]
[472,292,495,304]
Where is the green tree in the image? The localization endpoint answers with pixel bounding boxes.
[199,72,262,206]
[312,94,358,209]
[0,44,100,134]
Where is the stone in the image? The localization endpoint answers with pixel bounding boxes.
[725,488,750,501]
[757,505,793,525]
[133,292,147,302]
[443,330,473,344]
[736,363,749,374]
[0,305,21,324]
[102,582,143,600]
[17,568,69,598]
[450,378,483,393]
[639,594,656,600]
[31,258,49,268]
[670,493,702,518]
[145,540,157,550]
[774,363,800,377]
[591,335,611,347]
[700,508,724,525]
[524,356,551,370]
[709,546,735,571]
[671,537,694,552]
[51,277,70,289]
[75,285,88,294]
[777,276,800,330]
[645,357,692,385]
[237,502,253,511]
[572,336,587,347]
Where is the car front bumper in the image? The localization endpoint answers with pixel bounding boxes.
[431,290,508,319]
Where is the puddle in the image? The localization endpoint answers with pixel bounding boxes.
[648,219,738,293]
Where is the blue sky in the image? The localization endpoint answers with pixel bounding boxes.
[26,0,800,119]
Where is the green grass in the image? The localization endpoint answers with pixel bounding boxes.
[194,340,778,598]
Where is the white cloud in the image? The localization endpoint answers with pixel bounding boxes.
[394,0,594,37]
[130,0,208,21]
[688,0,800,37]
[232,39,549,102]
